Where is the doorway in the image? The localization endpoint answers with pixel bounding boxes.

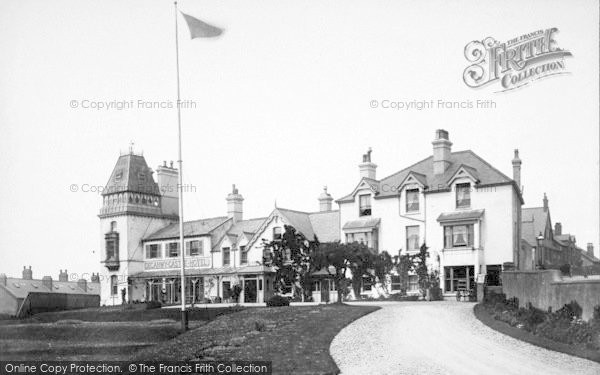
[244,279,257,303]
[320,279,330,303]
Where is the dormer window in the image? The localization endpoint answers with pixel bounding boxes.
[456,183,471,208]
[115,171,123,182]
[138,173,146,182]
[406,189,419,212]
[359,194,371,216]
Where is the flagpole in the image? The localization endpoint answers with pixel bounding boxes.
[174,0,188,331]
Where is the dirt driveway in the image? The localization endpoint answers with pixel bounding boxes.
[330,301,600,375]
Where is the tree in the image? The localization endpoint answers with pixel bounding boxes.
[313,241,375,303]
[394,251,412,295]
[412,243,430,297]
[262,225,318,301]
[373,251,394,294]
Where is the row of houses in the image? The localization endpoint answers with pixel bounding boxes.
[5,129,596,313]
[90,129,597,305]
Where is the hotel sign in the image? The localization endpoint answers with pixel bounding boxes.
[144,257,211,270]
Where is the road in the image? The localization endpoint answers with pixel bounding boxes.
[330,301,600,375]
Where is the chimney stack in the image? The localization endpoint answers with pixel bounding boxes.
[59,269,68,282]
[226,184,244,223]
[77,279,87,292]
[318,186,334,212]
[554,223,562,236]
[91,273,100,283]
[42,276,53,290]
[432,130,452,175]
[512,149,522,192]
[0,273,6,287]
[587,243,594,257]
[22,266,32,280]
[359,148,377,180]
[156,162,179,217]
[543,193,548,212]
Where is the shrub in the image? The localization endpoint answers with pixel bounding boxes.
[555,301,582,322]
[559,263,571,276]
[483,291,506,306]
[266,295,290,307]
[213,296,222,304]
[254,319,267,332]
[388,294,419,301]
[145,301,162,309]
[516,303,546,331]
[429,287,443,301]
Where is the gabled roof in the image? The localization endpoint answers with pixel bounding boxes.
[399,171,428,188]
[521,207,551,247]
[1,278,100,299]
[103,153,160,196]
[308,211,341,242]
[144,216,230,241]
[245,208,341,249]
[446,164,480,185]
[213,217,268,249]
[337,178,380,202]
[581,250,600,264]
[370,150,516,199]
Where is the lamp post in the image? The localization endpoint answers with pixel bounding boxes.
[536,232,544,269]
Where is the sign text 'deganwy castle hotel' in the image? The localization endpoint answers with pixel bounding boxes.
[96,129,595,306]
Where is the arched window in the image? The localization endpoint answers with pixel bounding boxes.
[110,221,117,232]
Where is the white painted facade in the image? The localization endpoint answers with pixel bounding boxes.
[337,130,523,294]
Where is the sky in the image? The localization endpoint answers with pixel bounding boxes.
[0,0,598,280]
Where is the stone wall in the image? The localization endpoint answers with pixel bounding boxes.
[501,269,600,321]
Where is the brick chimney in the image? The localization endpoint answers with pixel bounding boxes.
[554,222,562,236]
[22,266,32,280]
[156,161,179,217]
[0,273,6,287]
[91,273,100,283]
[432,130,452,175]
[318,186,334,212]
[59,269,68,282]
[42,276,53,290]
[543,193,548,212]
[226,184,244,223]
[359,148,377,179]
[587,243,594,257]
[77,279,87,292]
[512,149,522,192]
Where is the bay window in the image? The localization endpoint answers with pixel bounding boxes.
[444,224,474,248]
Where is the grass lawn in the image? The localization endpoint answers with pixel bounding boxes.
[134,303,379,374]
[474,304,600,364]
[4,304,238,324]
[0,305,239,360]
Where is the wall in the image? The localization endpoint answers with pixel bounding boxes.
[99,214,174,305]
[0,287,20,316]
[502,270,600,321]
[16,292,100,317]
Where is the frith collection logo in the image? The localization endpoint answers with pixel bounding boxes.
[463,28,572,92]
